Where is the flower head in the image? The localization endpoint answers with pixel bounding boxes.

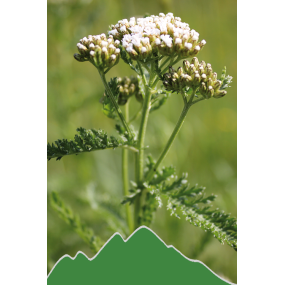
[163,57,231,99]
[74,34,120,70]
[109,13,206,61]
[101,76,143,106]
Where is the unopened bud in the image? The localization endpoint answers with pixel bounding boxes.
[207,78,213,87]
[172,72,179,80]
[199,82,207,98]
[193,73,201,85]
[119,85,124,93]
[102,47,109,60]
[129,84,136,93]
[199,61,206,69]
[74,53,86,62]
[213,80,222,90]
[199,39,206,48]
[164,73,172,80]
[201,73,207,82]
[213,90,227,98]
[82,37,89,46]
[183,60,191,72]
[114,40,120,47]
[212,72,217,80]
[77,43,88,55]
[89,43,95,50]
[118,94,128,105]
[191,57,199,68]
[177,67,183,76]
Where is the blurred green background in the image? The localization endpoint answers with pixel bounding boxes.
[47,0,237,282]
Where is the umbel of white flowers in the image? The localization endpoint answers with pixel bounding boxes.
[109,12,206,60]
[74,33,121,70]
[163,57,228,99]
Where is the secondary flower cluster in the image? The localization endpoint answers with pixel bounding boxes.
[74,33,121,70]
[117,76,143,105]
[100,76,143,106]
[163,57,227,99]
[109,13,206,61]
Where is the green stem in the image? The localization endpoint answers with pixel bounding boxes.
[134,62,155,228]
[137,61,147,87]
[99,71,133,139]
[145,89,198,183]
[122,101,134,234]
[160,56,171,70]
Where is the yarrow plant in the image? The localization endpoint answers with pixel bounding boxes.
[48,12,236,253]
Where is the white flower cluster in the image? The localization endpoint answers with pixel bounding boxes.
[74,33,121,69]
[163,57,227,99]
[109,13,206,60]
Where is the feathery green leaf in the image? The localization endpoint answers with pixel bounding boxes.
[47,127,134,160]
[50,191,104,253]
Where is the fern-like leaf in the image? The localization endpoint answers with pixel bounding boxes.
[50,191,104,253]
[124,156,237,250]
[47,127,134,161]
[161,173,237,250]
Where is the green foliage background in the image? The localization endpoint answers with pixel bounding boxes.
[47,0,237,282]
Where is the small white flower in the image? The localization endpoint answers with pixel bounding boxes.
[184,42,192,50]
[126,46,133,53]
[109,29,119,36]
[120,25,127,32]
[175,38,182,44]
[141,37,150,45]
[132,36,141,47]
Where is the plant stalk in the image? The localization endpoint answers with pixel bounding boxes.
[122,101,134,234]
[145,90,197,183]
[134,61,155,228]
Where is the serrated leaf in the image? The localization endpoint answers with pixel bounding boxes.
[47,127,134,160]
[50,191,104,253]
[142,161,237,250]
